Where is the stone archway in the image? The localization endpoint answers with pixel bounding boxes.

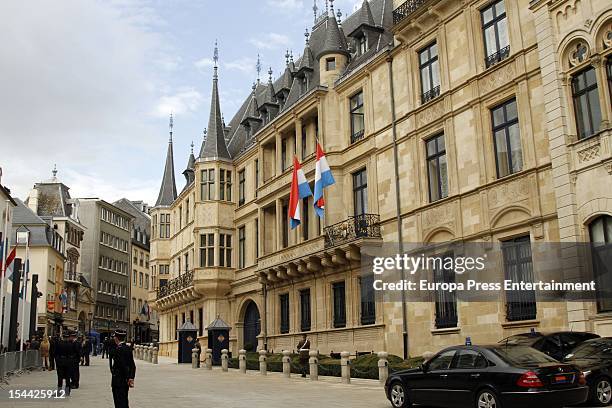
[242,301,260,352]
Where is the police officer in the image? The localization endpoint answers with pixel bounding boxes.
[54,331,79,396]
[109,330,135,408]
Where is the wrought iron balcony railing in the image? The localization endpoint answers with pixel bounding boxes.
[157,269,194,299]
[421,85,440,105]
[485,45,510,68]
[324,214,381,248]
[393,0,428,25]
[350,129,365,144]
[64,271,80,282]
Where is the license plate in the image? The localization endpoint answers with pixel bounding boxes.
[553,375,569,384]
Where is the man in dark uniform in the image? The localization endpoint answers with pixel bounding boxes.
[82,336,92,366]
[54,331,79,396]
[70,332,81,389]
[297,334,310,378]
[109,330,135,408]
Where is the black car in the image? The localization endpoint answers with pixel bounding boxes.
[499,331,600,361]
[384,345,588,408]
[564,337,612,406]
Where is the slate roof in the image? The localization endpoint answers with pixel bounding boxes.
[206,316,232,330]
[155,137,177,207]
[199,66,231,160]
[11,198,55,247]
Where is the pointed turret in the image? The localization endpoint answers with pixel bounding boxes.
[297,29,315,75]
[182,141,196,187]
[156,114,178,206]
[199,41,231,160]
[317,0,349,60]
[347,0,383,39]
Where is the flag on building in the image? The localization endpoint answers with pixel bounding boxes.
[141,301,151,321]
[313,143,335,217]
[289,156,312,229]
[0,245,15,279]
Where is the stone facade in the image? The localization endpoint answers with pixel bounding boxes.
[150,0,612,359]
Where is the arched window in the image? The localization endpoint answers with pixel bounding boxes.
[589,215,612,312]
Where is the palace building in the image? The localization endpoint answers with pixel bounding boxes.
[150,0,612,359]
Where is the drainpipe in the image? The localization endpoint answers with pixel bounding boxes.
[386,52,409,360]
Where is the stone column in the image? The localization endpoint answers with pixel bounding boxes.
[147,346,153,362]
[340,351,351,384]
[377,352,389,385]
[221,349,229,372]
[192,348,199,369]
[239,349,247,373]
[259,349,267,375]
[282,350,291,378]
[309,350,318,381]
[152,347,158,364]
[205,349,213,370]
[134,345,139,359]
[143,346,148,362]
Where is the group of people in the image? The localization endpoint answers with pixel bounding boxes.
[46,330,85,396]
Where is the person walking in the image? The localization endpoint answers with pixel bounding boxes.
[110,330,136,408]
[194,339,202,368]
[70,332,81,389]
[54,331,79,396]
[101,337,108,359]
[49,335,59,371]
[40,337,50,370]
[296,334,310,378]
[82,337,92,366]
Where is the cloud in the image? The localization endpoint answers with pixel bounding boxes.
[154,88,203,117]
[248,33,291,50]
[194,57,215,71]
[224,57,257,75]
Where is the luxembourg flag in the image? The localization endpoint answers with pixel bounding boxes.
[0,245,16,280]
[313,143,335,217]
[289,156,312,229]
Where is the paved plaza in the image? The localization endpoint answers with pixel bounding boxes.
[0,356,388,408]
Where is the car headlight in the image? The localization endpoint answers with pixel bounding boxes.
[582,370,592,377]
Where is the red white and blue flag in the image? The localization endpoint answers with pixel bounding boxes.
[0,245,16,280]
[289,156,312,229]
[313,143,335,218]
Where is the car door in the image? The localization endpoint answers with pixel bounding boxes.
[447,349,490,408]
[410,349,458,407]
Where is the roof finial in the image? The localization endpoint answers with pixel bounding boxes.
[252,81,256,92]
[52,164,57,178]
[190,141,194,154]
[285,49,290,65]
[304,28,310,45]
[325,0,328,14]
[169,112,174,142]
[268,67,273,83]
[256,54,262,83]
[213,40,219,79]
[337,8,342,25]
[313,0,318,23]
[329,0,334,16]
[290,50,294,63]
[202,128,207,142]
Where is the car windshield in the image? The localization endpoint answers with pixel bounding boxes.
[492,345,558,367]
[571,339,612,359]
[499,334,540,346]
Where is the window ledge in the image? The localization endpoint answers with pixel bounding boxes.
[431,327,461,335]
[501,319,540,329]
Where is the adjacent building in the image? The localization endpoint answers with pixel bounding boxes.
[79,198,133,340]
[114,198,158,342]
[150,0,612,359]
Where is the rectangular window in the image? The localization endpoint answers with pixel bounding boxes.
[198,307,204,336]
[350,91,365,143]
[280,293,290,334]
[255,219,259,259]
[300,76,307,94]
[492,98,522,178]
[360,275,376,325]
[282,204,289,248]
[332,281,346,328]
[219,170,232,201]
[419,42,440,104]
[160,213,170,239]
[572,66,602,139]
[352,169,368,217]
[301,126,308,159]
[434,253,458,328]
[238,170,246,206]
[200,169,215,200]
[185,198,190,223]
[357,35,367,56]
[607,60,612,105]
[590,216,612,312]
[300,289,311,332]
[220,170,225,201]
[199,233,214,267]
[238,226,246,269]
[503,236,536,321]
[133,270,137,285]
[219,233,232,267]
[281,138,288,172]
[326,57,336,71]
[482,0,510,68]
[254,159,259,198]
[426,134,448,202]
[139,272,143,287]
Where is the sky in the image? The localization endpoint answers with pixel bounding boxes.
[0,0,364,205]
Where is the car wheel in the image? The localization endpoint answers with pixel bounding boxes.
[389,381,410,408]
[592,377,612,407]
[476,388,501,408]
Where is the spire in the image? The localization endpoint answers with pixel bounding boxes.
[256,54,262,83]
[312,0,318,23]
[52,164,58,178]
[348,0,381,37]
[156,114,178,206]
[199,42,231,160]
[182,141,196,186]
[317,2,349,60]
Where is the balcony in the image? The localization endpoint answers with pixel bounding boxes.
[393,0,428,24]
[64,271,81,284]
[154,269,198,311]
[421,85,440,105]
[485,46,510,68]
[324,214,381,248]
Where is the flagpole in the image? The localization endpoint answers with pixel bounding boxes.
[19,232,29,352]
[0,199,10,345]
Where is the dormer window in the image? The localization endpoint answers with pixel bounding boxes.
[357,35,367,56]
[300,76,308,94]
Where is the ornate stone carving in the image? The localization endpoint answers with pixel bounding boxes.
[421,203,455,233]
[605,162,612,175]
[488,177,530,210]
[577,144,600,163]
[417,99,445,127]
[257,238,323,270]
[481,62,516,94]
[569,42,589,67]
[604,28,612,49]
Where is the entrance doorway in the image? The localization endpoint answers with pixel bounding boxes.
[243,301,260,352]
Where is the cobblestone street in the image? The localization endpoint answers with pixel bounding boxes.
[1,356,388,408]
